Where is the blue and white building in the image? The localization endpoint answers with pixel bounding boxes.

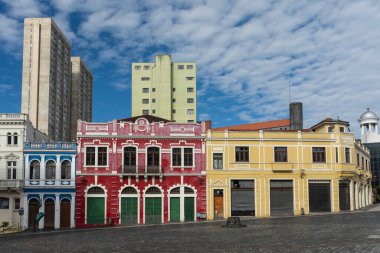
[22,142,76,230]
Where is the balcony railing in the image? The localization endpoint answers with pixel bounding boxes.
[0,180,23,189]
[120,165,162,176]
[25,142,76,150]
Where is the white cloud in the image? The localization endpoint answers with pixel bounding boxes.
[0,84,13,93]
[1,0,45,17]
[110,82,129,91]
[0,14,22,52]
[1,0,380,136]
[199,113,210,121]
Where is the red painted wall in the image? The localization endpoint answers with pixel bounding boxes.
[75,118,207,226]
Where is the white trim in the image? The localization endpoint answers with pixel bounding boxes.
[167,184,197,222]
[118,184,140,224]
[145,145,161,168]
[84,145,109,168]
[211,152,224,170]
[84,184,107,224]
[143,185,164,224]
[121,145,138,168]
[170,146,195,168]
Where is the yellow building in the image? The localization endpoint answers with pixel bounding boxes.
[131,55,197,123]
[206,118,372,219]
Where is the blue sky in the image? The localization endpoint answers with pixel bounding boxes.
[1,0,380,134]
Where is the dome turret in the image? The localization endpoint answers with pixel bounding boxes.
[359,108,379,123]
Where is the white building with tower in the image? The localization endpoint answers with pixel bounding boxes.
[359,108,380,143]
[359,108,380,187]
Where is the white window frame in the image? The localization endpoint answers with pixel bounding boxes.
[7,161,17,180]
[212,152,224,170]
[122,146,138,167]
[84,146,109,167]
[171,147,194,168]
[187,109,194,115]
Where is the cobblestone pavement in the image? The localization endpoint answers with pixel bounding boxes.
[2,211,380,253]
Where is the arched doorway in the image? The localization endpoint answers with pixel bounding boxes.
[169,186,196,222]
[184,187,195,221]
[170,187,180,222]
[28,199,40,229]
[144,187,162,224]
[120,187,138,224]
[44,199,55,229]
[60,199,71,228]
[86,187,106,224]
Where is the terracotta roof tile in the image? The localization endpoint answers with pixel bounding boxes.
[212,119,290,131]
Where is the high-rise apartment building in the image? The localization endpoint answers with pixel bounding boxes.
[70,57,93,141]
[21,18,92,141]
[132,55,197,123]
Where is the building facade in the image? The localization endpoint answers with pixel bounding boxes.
[0,113,51,228]
[70,57,93,141]
[21,18,92,142]
[132,55,197,123]
[21,18,72,141]
[22,142,76,230]
[206,118,372,219]
[75,116,207,226]
[359,108,380,187]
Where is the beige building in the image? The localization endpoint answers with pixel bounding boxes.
[132,55,197,123]
[21,18,92,141]
[70,57,92,141]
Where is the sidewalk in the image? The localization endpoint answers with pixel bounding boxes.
[368,203,380,212]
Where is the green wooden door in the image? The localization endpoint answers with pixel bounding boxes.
[121,197,138,224]
[145,197,162,224]
[87,197,105,224]
[184,197,195,221]
[170,197,180,222]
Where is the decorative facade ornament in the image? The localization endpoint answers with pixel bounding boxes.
[4,153,20,160]
[134,118,150,133]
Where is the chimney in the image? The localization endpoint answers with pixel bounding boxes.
[204,120,212,130]
[290,102,303,130]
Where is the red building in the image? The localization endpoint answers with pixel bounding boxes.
[75,116,208,226]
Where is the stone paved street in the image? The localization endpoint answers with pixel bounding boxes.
[2,209,380,253]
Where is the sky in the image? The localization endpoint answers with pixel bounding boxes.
[0,0,380,135]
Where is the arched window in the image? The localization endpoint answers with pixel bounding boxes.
[87,187,105,194]
[121,187,138,195]
[170,187,180,194]
[61,160,71,180]
[30,160,40,179]
[146,187,161,194]
[184,187,195,194]
[124,147,137,166]
[45,160,56,180]
[147,147,160,166]
[7,133,11,145]
[13,132,18,145]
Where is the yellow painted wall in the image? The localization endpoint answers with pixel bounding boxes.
[206,126,372,219]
